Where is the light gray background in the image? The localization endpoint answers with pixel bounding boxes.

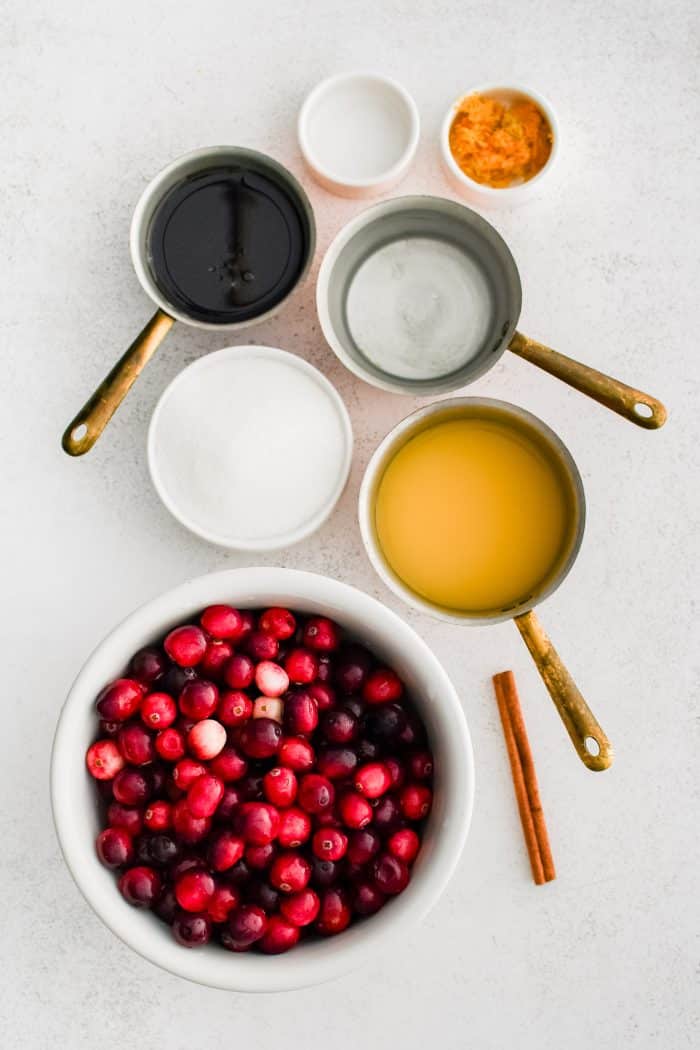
[2,1,698,1047]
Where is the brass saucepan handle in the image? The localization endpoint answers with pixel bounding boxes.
[508,330,667,430]
[514,609,613,772]
[62,309,175,456]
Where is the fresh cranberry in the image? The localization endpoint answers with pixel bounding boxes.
[217,690,253,726]
[118,865,161,907]
[408,750,434,780]
[352,881,386,916]
[129,646,168,686]
[312,827,347,861]
[310,857,340,888]
[159,665,197,697]
[259,915,300,954]
[338,791,372,829]
[208,830,245,872]
[107,802,143,835]
[172,798,211,843]
[147,833,181,866]
[169,855,206,881]
[239,718,282,759]
[112,768,151,805]
[186,773,224,818]
[363,703,407,742]
[188,719,226,760]
[245,842,276,870]
[279,888,320,927]
[270,851,311,893]
[284,690,318,735]
[200,639,233,680]
[209,746,247,782]
[356,738,380,763]
[179,680,218,720]
[86,739,124,780]
[284,647,318,684]
[223,654,255,690]
[255,660,289,698]
[400,783,433,820]
[384,756,406,789]
[96,827,133,868]
[320,708,358,744]
[236,801,280,845]
[314,807,341,828]
[346,827,381,864]
[224,904,268,949]
[277,807,312,848]
[172,757,206,789]
[334,644,372,694]
[278,736,314,771]
[200,604,246,641]
[154,888,178,924]
[259,606,297,640]
[372,794,402,833]
[207,884,240,923]
[387,827,421,863]
[95,679,144,723]
[173,910,212,947]
[316,887,351,935]
[117,723,154,766]
[245,630,279,662]
[316,655,333,683]
[398,714,424,747]
[239,773,265,801]
[263,766,297,807]
[175,869,215,911]
[302,616,340,652]
[252,696,284,722]
[248,881,280,913]
[298,773,334,814]
[315,746,358,780]
[363,668,404,704]
[354,761,392,799]
[308,682,336,710]
[164,625,207,667]
[217,785,243,821]
[227,858,252,889]
[140,692,177,730]
[144,799,172,831]
[371,853,409,894]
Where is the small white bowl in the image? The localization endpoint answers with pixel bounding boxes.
[298,72,420,198]
[51,568,474,991]
[440,84,559,208]
[148,346,353,551]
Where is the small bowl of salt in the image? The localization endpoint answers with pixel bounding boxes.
[148,346,353,550]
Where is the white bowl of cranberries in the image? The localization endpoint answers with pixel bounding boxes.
[52,568,473,990]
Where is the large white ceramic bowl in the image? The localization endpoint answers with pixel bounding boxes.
[51,568,474,992]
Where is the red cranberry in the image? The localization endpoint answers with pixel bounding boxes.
[112,768,151,805]
[144,799,172,831]
[140,692,177,729]
[95,679,144,723]
[354,761,392,799]
[284,690,319,736]
[147,833,181,867]
[384,756,406,790]
[172,798,211,843]
[372,794,402,833]
[408,750,434,780]
[245,630,279,662]
[263,766,297,807]
[187,773,224,818]
[316,747,358,780]
[338,791,372,829]
[223,654,255,690]
[356,738,380,763]
[270,851,311,893]
[298,774,334,814]
[210,746,247,782]
[312,828,347,861]
[207,884,240,923]
[200,604,246,641]
[86,739,124,780]
[247,881,280,913]
[208,831,245,872]
[308,682,336,710]
[245,842,276,870]
[188,719,226,760]
[388,827,421,863]
[172,757,206,789]
[117,724,154,766]
[118,865,161,907]
[173,910,212,947]
[316,887,351,935]
[277,807,312,848]
[224,904,268,949]
[302,616,340,652]
[217,785,243,821]
[363,668,404,704]
[164,625,207,667]
[239,773,265,801]
[259,606,297,640]
[200,639,233,680]
[259,915,300,954]
[179,680,218,720]
[159,664,197,697]
[335,644,372,694]
[154,888,178,924]
[96,827,133,868]
[239,718,282,759]
[371,853,409,894]
[320,708,358,744]
[347,827,381,864]
[352,881,386,916]
[175,869,215,911]
[236,801,280,846]
[129,646,168,686]
[217,690,253,726]
[107,802,143,835]
[400,783,433,820]
[280,888,320,927]
[278,736,314,771]
[284,647,318,684]
[255,660,289,697]
[363,703,407,742]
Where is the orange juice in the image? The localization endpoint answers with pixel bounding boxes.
[374,409,578,614]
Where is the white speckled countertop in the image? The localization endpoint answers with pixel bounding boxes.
[2,1,698,1046]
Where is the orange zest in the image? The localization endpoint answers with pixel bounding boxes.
[448,93,553,188]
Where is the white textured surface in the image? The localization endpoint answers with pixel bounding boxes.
[2,1,698,1047]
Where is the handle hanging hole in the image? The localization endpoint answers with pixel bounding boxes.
[584,736,601,757]
[634,402,653,419]
[72,424,88,442]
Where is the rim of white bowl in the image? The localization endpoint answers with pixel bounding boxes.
[440,83,559,199]
[50,568,474,992]
[147,347,353,550]
[298,72,420,190]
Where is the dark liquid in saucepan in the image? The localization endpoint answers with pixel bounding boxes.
[148,167,310,324]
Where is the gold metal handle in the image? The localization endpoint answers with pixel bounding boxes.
[508,330,667,430]
[514,609,613,772]
[62,309,175,456]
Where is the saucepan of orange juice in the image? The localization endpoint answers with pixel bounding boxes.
[359,397,613,771]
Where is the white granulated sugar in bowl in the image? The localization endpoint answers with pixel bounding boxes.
[148,347,353,549]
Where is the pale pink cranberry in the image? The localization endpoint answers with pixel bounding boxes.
[334,644,372,694]
[209,746,247,782]
[175,869,215,911]
[112,768,151,805]
[245,842,276,870]
[155,727,185,762]
[270,851,311,893]
[371,853,409,894]
[399,783,433,820]
[172,798,211,843]
[259,606,297,640]
[354,761,392,799]
[302,616,340,651]
[172,757,206,789]
[259,915,301,954]
[107,802,143,835]
[352,882,386,915]
[217,690,253,726]
[320,708,357,744]
[311,828,347,862]
[338,791,372,829]
[284,690,318,735]
[316,747,358,781]
[223,904,268,950]
[236,801,280,845]
[118,865,161,907]
[363,668,404,704]
[129,646,168,686]
[208,830,245,872]
[298,773,334,814]
[186,773,224,818]
[164,625,207,667]
[252,696,284,722]
[245,630,279,662]
[179,680,218,720]
[140,692,177,729]
[200,604,246,641]
[384,756,406,790]
[96,827,133,868]
[117,724,154,766]
[144,800,172,831]
[188,719,226,760]
[278,736,314,771]
[388,827,421,863]
[277,807,312,848]
[239,718,282,759]
[255,660,289,697]
[223,654,255,690]
[86,739,124,780]
[263,766,297,807]
[200,639,233,679]
[284,647,318,684]
[308,682,336,710]
[173,911,212,947]
[408,751,434,781]
[347,827,381,865]
[207,884,239,923]
[316,887,351,935]
[280,888,320,927]
[95,679,144,723]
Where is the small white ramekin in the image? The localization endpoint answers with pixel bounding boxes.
[50,568,474,992]
[440,84,559,208]
[298,72,420,198]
